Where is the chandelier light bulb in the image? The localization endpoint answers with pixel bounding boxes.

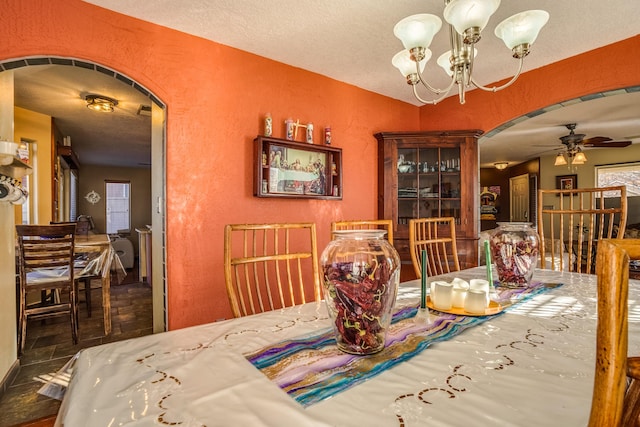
[392,49,429,81]
[444,0,500,41]
[393,14,442,51]
[494,10,549,53]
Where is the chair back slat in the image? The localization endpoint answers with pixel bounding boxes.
[331,219,393,244]
[590,239,640,426]
[409,217,460,279]
[538,186,627,273]
[224,223,321,318]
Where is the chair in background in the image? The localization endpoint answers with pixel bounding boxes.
[16,224,78,355]
[50,221,96,317]
[224,222,322,318]
[408,217,460,279]
[331,219,394,244]
[589,239,640,426]
[537,186,627,273]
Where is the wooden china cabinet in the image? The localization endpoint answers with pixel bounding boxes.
[375,130,482,278]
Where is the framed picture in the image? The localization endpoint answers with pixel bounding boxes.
[556,174,577,190]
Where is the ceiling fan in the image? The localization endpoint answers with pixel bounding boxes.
[552,123,631,166]
[559,123,632,149]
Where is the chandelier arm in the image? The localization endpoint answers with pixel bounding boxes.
[470,57,525,92]
[412,82,455,105]
[417,70,457,96]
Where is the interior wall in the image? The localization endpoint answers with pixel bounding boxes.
[0,0,420,328]
[419,36,640,133]
[14,107,52,225]
[2,2,638,329]
[0,72,17,389]
[78,165,152,255]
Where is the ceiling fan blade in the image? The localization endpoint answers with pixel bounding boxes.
[581,136,611,145]
[584,140,632,148]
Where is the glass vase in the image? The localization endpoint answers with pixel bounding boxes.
[489,222,540,288]
[320,230,400,355]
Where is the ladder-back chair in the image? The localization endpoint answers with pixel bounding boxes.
[224,222,322,318]
[16,224,78,355]
[331,219,394,244]
[538,186,627,273]
[409,217,460,279]
[589,239,640,426]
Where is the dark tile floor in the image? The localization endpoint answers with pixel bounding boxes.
[0,268,153,427]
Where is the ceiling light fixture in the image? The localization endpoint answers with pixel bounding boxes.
[494,161,508,170]
[392,1,549,105]
[85,94,118,112]
[555,146,587,167]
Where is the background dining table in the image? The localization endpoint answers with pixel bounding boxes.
[74,234,125,335]
[56,267,640,426]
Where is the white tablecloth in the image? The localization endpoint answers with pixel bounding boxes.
[57,268,640,426]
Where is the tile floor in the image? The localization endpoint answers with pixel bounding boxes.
[0,268,153,427]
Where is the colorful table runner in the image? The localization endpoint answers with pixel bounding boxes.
[246,281,561,407]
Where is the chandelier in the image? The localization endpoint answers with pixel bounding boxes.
[392,0,549,105]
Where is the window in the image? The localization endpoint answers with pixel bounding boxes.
[106,181,130,234]
[596,162,640,197]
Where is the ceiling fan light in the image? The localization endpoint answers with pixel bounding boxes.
[554,153,567,166]
[392,49,429,79]
[494,10,549,50]
[572,151,587,164]
[394,14,442,51]
[444,0,500,38]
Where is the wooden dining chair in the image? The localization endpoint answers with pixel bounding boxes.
[223,222,322,318]
[408,217,460,279]
[51,221,97,317]
[16,224,78,355]
[331,219,394,244]
[589,238,640,426]
[538,186,627,273]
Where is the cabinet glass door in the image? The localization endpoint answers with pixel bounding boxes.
[396,146,462,225]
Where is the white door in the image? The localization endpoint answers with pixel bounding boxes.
[510,174,529,222]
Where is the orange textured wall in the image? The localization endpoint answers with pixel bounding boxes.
[1,0,419,327]
[419,35,640,132]
[3,1,638,328]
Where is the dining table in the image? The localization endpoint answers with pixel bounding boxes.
[73,234,126,335]
[56,267,640,426]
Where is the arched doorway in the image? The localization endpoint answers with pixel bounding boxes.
[1,56,167,336]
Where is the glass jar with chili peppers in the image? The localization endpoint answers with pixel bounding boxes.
[320,230,400,355]
[489,222,540,288]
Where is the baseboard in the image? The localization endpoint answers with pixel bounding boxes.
[0,358,20,398]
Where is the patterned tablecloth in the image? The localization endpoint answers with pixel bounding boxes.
[57,267,640,427]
